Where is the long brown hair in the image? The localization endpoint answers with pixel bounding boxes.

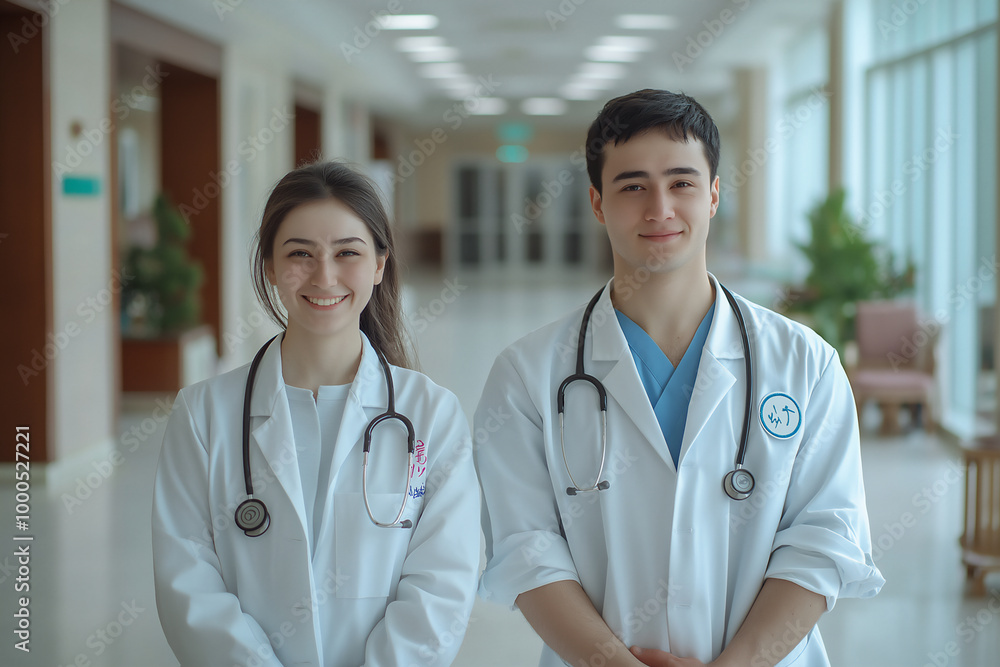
[252,161,414,369]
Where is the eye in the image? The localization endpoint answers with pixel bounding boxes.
[288,249,310,258]
[621,184,643,192]
[673,181,693,188]
[337,249,361,258]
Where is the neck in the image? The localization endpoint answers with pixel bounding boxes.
[611,264,714,365]
[280,325,363,392]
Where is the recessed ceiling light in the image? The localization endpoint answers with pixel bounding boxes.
[418,62,464,78]
[522,98,567,116]
[467,97,508,115]
[395,36,446,52]
[407,47,460,62]
[596,36,655,51]
[578,62,625,79]
[378,14,439,30]
[560,85,602,101]
[585,46,642,62]
[615,14,678,30]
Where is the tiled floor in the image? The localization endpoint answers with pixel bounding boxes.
[2,268,997,666]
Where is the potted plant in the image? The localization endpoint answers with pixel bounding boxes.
[784,188,914,353]
[122,194,203,337]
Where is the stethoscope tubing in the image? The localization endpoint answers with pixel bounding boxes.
[560,282,755,500]
[237,334,414,536]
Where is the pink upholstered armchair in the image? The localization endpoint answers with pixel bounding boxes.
[849,300,937,434]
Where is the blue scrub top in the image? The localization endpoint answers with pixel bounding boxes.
[615,303,716,467]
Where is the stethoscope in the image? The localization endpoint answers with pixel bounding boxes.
[558,283,756,501]
[234,334,415,537]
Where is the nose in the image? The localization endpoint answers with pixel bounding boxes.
[311,256,338,288]
[645,188,674,222]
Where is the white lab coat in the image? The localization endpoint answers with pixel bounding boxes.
[152,334,480,667]
[475,275,884,666]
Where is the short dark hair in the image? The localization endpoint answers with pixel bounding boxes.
[585,89,721,194]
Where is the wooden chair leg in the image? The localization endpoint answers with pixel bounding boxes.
[879,402,901,435]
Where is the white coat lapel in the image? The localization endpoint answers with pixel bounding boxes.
[326,335,389,487]
[248,335,309,535]
[589,282,675,471]
[677,275,743,463]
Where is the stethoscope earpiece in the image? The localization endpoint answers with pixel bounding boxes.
[235,497,270,537]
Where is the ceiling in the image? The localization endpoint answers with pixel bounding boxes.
[119,0,835,128]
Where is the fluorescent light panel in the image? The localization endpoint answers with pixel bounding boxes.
[407,47,460,62]
[522,98,567,116]
[585,46,641,62]
[560,86,601,100]
[468,98,508,115]
[395,36,446,52]
[615,14,678,30]
[378,14,439,30]
[597,35,655,50]
[578,62,625,78]
[418,62,464,78]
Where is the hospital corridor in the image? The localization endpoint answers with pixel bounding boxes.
[1,0,999,666]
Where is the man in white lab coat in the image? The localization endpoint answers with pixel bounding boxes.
[474,89,884,667]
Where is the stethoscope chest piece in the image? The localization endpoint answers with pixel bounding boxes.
[723,468,755,501]
[235,497,270,537]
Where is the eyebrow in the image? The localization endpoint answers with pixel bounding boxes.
[611,167,702,182]
[281,236,368,247]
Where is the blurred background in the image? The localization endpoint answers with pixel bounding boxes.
[1,0,999,665]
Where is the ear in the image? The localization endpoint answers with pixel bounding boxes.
[373,252,387,286]
[589,185,606,225]
[709,175,720,218]
[264,259,276,286]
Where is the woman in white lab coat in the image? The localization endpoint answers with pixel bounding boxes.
[152,162,480,667]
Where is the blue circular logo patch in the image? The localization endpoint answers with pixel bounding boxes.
[759,392,802,439]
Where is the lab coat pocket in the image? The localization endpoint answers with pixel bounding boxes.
[334,492,411,599]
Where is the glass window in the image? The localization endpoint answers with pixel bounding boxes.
[862,0,997,436]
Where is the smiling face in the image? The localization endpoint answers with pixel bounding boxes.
[589,129,720,281]
[265,198,386,343]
